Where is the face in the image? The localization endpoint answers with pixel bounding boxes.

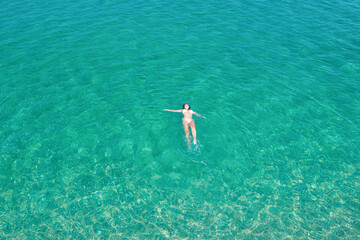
[184,104,189,109]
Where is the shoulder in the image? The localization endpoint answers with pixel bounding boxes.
[190,110,194,113]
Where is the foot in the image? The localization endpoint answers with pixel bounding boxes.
[186,137,191,148]
[193,139,197,144]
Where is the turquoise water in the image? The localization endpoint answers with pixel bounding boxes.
[1,0,359,238]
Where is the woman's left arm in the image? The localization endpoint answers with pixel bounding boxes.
[193,111,206,118]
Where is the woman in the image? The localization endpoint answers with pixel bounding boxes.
[164,104,205,145]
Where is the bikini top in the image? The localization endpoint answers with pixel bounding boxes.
[182,109,193,114]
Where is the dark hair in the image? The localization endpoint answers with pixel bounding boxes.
[182,104,191,109]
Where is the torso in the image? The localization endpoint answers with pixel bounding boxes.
[182,109,193,119]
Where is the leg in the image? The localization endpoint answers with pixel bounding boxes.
[190,120,197,144]
[182,119,191,146]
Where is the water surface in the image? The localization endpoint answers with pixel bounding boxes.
[1,0,359,238]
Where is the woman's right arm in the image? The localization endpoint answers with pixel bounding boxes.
[163,109,182,112]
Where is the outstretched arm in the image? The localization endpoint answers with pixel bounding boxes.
[163,109,183,112]
[193,111,206,118]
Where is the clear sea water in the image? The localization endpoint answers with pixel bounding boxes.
[1,0,359,238]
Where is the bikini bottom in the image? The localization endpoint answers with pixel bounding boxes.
[184,118,193,124]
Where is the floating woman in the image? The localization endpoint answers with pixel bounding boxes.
[164,104,206,145]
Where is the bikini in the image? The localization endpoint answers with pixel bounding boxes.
[183,109,193,124]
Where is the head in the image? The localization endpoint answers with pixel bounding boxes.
[182,104,190,110]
